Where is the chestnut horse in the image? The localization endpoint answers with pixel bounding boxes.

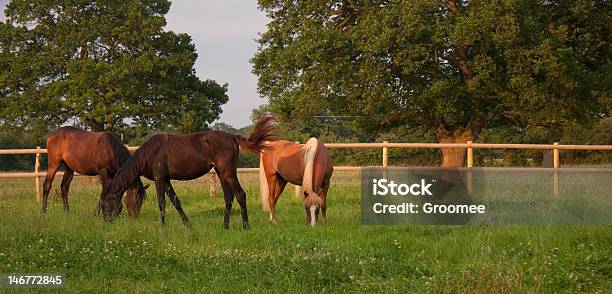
[101,116,277,229]
[260,138,333,226]
[42,127,149,216]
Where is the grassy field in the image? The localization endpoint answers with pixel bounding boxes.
[0,172,610,293]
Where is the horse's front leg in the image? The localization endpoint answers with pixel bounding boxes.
[96,170,111,216]
[154,179,167,225]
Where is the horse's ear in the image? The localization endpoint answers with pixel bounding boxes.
[143,184,150,190]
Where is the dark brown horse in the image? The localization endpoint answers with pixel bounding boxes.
[42,127,149,216]
[260,138,333,226]
[101,116,277,229]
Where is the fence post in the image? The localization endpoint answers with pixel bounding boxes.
[295,141,303,199]
[382,141,389,167]
[553,142,559,169]
[209,172,217,199]
[35,146,41,202]
[466,141,473,168]
[553,142,559,196]
[466,141,473,193]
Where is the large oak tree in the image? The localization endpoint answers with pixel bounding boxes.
[0,0,228,134]
[252,0,610,166]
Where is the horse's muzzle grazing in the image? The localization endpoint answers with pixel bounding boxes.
[309,205,318,227]
[304,193,323,227]
[101,196,122,221]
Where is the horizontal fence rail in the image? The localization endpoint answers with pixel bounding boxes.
[1,142,610,200]
[3,142,612,155]
[0,167,362,179]
[324,142,612,150]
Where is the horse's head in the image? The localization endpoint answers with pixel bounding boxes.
[304,192,324,227]
[100,189,123,220]
[125,180,150,218]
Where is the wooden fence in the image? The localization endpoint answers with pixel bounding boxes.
[1,141,611,200]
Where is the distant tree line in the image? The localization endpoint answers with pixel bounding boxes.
[251,105,612,168]
[0,109,610,171]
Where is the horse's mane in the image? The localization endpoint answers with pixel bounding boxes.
[104,132,131,170]
[109,133,168,195]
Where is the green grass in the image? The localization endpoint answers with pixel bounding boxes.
[0,173,610,293]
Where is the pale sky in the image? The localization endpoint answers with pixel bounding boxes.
[0,0,269,128]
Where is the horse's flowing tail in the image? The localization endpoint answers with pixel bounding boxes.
[302,138,318,193]
[235,115,277,153]
[302,138,324,207]
[260,155,271,211]
[109,134,167,195]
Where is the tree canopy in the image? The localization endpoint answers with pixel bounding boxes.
[0,0,228,134]
[252,0,611,166]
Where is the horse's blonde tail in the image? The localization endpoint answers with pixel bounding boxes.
[302,138,320,198]
[260,155,270,211]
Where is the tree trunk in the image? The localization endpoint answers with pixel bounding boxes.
[436,128,474,167]
[86,119,105,132]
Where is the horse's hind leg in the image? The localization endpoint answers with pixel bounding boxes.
[268,175,287,224]
[42,160,61,213]
[320,180,330,224]
[217,174,236,230]
[227,175,250,230]
[59,167,74,213]
[166,181,190,226]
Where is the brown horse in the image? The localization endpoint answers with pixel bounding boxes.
[260,138,333,226]
[100,116,277,229]
[42,127,149,216]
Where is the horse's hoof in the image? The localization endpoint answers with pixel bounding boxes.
[243,222,250,230]
[184,220,192,228]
